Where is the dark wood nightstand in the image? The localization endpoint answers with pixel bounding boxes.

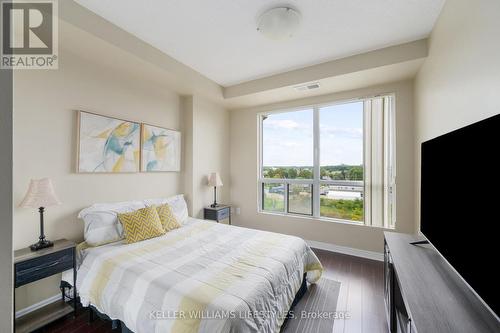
[204,205,231,225]
[14,239,77,333]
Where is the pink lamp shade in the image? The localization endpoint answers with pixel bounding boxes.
[19,178,61,208]
[208,172,223,207]
[208,172,223,187]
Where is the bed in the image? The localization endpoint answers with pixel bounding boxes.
[69,197,323,333]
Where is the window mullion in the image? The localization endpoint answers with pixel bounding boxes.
[313,107,320,218]
[283,181,290,214]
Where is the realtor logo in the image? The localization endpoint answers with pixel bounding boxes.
[1,0,58,69]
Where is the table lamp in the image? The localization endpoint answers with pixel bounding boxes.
[19,178,61,251]
[208,172,223,208]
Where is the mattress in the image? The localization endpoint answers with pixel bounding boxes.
[75,217,323,333]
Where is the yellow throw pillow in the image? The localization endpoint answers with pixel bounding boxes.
[156,204,181,232]
[118,206,165,244]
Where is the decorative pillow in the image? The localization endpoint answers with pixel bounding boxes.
[156,204,181,231]
[144,194,189,224]
[118,206,166,244]
[78,200,146,246]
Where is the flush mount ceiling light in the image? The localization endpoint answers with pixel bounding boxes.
[257,7,301,40]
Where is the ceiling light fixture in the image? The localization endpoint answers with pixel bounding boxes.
[257,7,301,40]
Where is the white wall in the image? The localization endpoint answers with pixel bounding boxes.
[229,80,415,253]
[191,97,230,218]
[182,96,230,219]
[414,0,500,231]
[13,49,183,247]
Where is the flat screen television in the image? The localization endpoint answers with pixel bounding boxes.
[420,113,500,318]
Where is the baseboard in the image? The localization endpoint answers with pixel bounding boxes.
[306,240,384,262]
[15,293,61,319]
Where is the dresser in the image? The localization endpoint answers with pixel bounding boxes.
[14,239,77,333]
[384,232,500,332]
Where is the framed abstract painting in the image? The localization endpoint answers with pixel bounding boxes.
[141,124,181,172]
[77,111,141,173]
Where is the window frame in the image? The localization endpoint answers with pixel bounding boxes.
[257,95,396,228]
[287,183,314,216]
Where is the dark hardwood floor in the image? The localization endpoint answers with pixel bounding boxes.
[35,249,387,333]
[314,249,388,333]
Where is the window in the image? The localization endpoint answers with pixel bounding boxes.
[319,102,364,222]
[259,96,395,228]
[262,183,285,212]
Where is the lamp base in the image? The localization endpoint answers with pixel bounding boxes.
[30,239,54,251]
[210,203,220,208]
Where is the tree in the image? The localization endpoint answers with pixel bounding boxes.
[265,168,275,178]
[348,166,363,180]
[320,168,327,178]
[298,168,312,179]
[288,168,298,179]
[276,167,287,179]
[332,171,344,180]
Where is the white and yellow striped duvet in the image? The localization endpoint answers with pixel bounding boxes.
[77,218,323,333]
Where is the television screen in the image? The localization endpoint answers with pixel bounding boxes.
[420,113,500,317]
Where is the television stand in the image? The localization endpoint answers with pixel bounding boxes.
[384,232,499,333]
[409,239,429,245]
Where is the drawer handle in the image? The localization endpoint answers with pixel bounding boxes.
[19,260,61,275]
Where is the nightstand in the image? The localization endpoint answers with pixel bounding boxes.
[14,239,77,333]
[204,205,231,225]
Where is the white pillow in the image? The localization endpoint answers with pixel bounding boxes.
[143,194,188,224]
[78,200,146,246]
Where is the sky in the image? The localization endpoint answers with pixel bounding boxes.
[262,101,363,167]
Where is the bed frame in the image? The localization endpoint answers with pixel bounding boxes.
[87,272,308,332]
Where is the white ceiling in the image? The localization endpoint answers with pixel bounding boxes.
[224,58,424,109]
[75,0,444,86]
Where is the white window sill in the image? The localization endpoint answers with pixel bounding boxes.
[258,210,396,230]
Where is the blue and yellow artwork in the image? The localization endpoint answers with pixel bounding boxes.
[141,124,181,172]
[78,111,141,173]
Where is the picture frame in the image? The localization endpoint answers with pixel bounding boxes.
[76,111,141,173]
[141,123,181,172]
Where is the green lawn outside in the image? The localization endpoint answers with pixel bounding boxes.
[320,197,363,222]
